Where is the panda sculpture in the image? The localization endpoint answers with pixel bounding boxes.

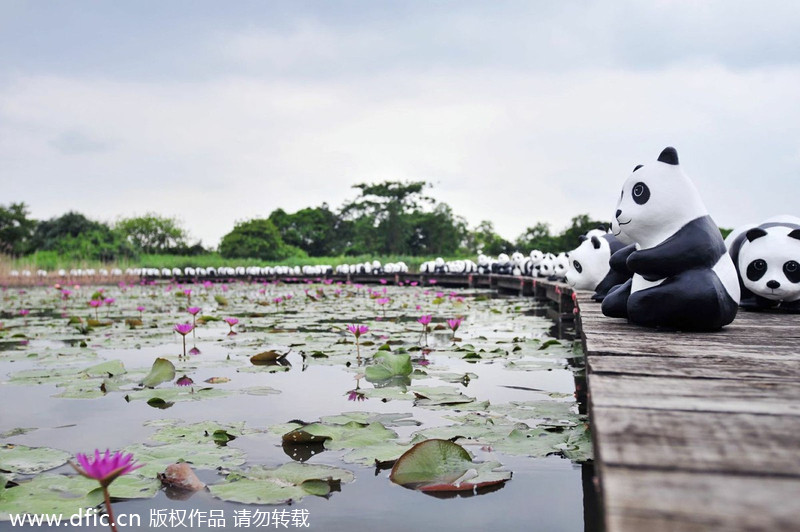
[725,215,800,311]
[601,147,740,330]
[565,230,627,291]
[493,253,513,275]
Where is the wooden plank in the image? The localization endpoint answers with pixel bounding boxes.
[601,467,800,532]
[592,406,800,476]
[588,353,800,380]
[588,374,800,416]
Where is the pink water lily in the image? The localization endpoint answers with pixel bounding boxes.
[347,324,369,363]
[174,323,194,357]
[19,309,30,316]
[224,317,238,334]
[176,375,194,387]
[187,306,201,328]
[89,299,102,319]
[174,323,194,335]
[136,305,145,319]
[447,317,463,343]
[71,449,143,532]
[418,314,432,346]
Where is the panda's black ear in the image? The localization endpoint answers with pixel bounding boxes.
[657,147,679,165]
[596,224,608,232]
[746,228,768,242]
[633,164,643,172]
[591,236,601,249]
[578,235,587,242]
[788,229,800,241]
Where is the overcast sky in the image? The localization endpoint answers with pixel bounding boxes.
[2,1,799,249]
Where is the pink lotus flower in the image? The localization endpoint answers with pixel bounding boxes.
[376,297,390,305]
[224,317,238,334]
[187,306,201,316]
[347,324,368,362]
[89,300,102,308]
[174,323,194,357]
[347,324,369,338]
[72,449,143,488]
[19,309,30,316]
[447,317,463,343]
[174,323,194,335]
[104,298,115,306]
[71,449,143,531]
[447,317,462,332]
[379,279,387,285]
[136,305,145,312]
[188,346,201,355]
[418,314,432,325]
[176,375,194,387]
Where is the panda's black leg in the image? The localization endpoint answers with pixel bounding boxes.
[627,271,737,330]
[601,279,632,319]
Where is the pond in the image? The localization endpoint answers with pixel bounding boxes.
[0,280,599,531]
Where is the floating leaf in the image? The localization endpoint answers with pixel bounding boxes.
[390,439,511,492]
[364,352,412,381]
[209,462,354,505]
[140,357,176,388]
[0,444,71,475]
[250,350,289,365]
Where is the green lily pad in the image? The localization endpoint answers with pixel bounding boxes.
[140,357,176,388]
[0,444,71,474]
[390,439,511,492]
[364,352,412,381]
[209,462,354,505]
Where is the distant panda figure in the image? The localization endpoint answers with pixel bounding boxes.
[510,252,525,276]
[493,253,512,275]
[602,147,739,330]
[725,215,800,311]
[552,252,569,280]
[565,231,627,291]
[433,257,449,274]
[537,253,555,278]
[477,254,492,274]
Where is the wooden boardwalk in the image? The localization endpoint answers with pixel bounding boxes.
[574,290,800,532]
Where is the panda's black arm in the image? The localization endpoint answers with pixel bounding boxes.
[609,244,636,273]
[626,216,727,280]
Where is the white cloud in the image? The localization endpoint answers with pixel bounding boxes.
[1,4,799,251]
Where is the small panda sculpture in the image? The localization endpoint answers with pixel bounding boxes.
[602,147,740,330]
[493,253,512,275]
[725,215,800,311]
[565,230,627,291]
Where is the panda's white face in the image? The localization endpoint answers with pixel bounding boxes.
[529,250,543,263]
[614,148,708,249]
[738,227,800,302]
[538,257,554,277]
[498,253,510,263]
[511,252,524,265]
[565,236,611,290]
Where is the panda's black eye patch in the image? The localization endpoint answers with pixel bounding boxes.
[784,260,800,283]
[746,259,767,282]
[631,182,650,205]
[573,260,582,273]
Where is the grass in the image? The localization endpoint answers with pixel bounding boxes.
[1,252,465,274]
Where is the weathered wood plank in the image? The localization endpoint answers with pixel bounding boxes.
[592,406,800,476]
[588,374,800,416]
[601,467,800,532]
[588,353,800,379]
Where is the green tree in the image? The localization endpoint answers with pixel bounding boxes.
[555,214,609,251]
[340,181,434,255]
[268,204,345,257]
[219,218,300,261]
[117,214,188,254]
[408,204,468,255]
[515,222,558,253]
[466,221,514,255]
[29,211,135,262]
[0,202,36,255]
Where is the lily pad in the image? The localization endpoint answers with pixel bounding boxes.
[140,357,176,388]
[209,462,354,505]
[390,439,511,492]
[0,444,71,475]
[364,352,412,382]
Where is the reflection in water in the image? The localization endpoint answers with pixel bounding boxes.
[420,481,507,500]
[282,441,327,462]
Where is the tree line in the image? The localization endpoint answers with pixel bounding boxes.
[0,181,607,263]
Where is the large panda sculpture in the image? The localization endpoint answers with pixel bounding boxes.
[601,147,740,330]
[565,230,627,291]
[725,215,800,311]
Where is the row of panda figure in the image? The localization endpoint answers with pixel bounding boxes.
[418,253,574,280]
[562,146,799,331]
